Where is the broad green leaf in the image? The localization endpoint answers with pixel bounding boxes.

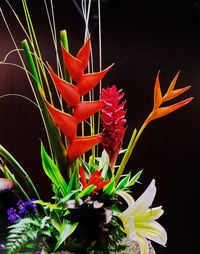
[50,210,62,231]
[58,190,80,205]
[127,170,143,187]
[103,180,115,194]
[66,164,79,198]
[76,185,96,199]
[115,173,131,191]
[41,141,68,197]
[54,219,78,251]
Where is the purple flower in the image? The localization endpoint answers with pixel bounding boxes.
[7,199,37,223]
[16,200,23,208]
[7,207,21,223]
[19,199,36,216]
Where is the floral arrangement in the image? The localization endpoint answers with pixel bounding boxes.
[0,1,193,254]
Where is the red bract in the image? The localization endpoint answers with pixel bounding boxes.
[44,37,113,162]
[79,166,110,195]
[98,85,126,171]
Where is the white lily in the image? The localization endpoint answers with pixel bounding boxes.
[118,179,167,254]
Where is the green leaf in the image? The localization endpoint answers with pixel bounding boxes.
[76,185,96,199]
[58,189,80,204]
[34,200,63,210]
[103,180,115,194]
[54,219,78,251]
[66,165,78,196]
[115,173,131,191]
[127,170,143,187]
[25,243,35,248]
[22,40,70,183]
[105,165,113,181]
[50,210,62,231]
[0,144,40,200]
[41,141,68,197]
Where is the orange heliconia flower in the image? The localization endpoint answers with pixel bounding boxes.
[79,166,110,195]
[146,71,193,125]
[44,37,113,162]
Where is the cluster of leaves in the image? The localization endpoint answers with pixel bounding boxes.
[5,216,53,254]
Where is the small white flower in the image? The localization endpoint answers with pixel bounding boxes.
[118,179,167,254]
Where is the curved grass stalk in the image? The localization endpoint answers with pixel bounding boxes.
[0,160,30,201]
[0,48,24,63]
[0,93,39,108]
[0,144,40,200]
[44,0,64,80]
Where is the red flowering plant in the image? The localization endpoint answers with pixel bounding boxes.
[0,1,193,254]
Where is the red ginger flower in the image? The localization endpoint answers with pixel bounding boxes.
[98,85,126,171]
[43,37,113,162]
[79,166,110,195]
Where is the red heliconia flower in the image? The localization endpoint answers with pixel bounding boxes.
[44,37,112,162]
[79,166,110,195]
[98,85,126,171]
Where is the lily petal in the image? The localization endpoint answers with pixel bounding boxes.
[76,36,91,71]
[130,180,156,218]
[67,136,100,162]
[135,206,164,223]
[73,101,104,123]
[117,190,135,207]
[136,221,167,246]
[44,99,77,143]
[136,234,149,254]
[48,65,80,106]
[77,64,113,96]
[61,44,84,82]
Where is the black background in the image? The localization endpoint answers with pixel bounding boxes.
[0,0,200,253]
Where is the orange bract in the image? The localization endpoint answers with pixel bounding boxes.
[146,71,193,124]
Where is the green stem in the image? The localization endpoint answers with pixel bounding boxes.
[60,30,72,84]
[115,120,148,184]
[0,144,40,200]
[22,39,70,183]
[0,163,30,201]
